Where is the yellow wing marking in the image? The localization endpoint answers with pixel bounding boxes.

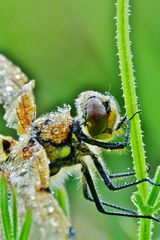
[23,140,50,190]
[17,81,36,135]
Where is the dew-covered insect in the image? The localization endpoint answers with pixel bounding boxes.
[0,53,159,238]
[0,55,74,240]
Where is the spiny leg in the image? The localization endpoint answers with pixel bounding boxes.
[115,111,141,131]
[81,160,160,222]
[109,164,151,179]
[88,150,160,190]
[82,177,137,214]
[115,115,127,131]
[109,171,138,179]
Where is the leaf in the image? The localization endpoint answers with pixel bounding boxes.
[131,192,148,214]
[54,187,70,218]
[18,210,32,240]
[0,175,12,240]
[11,187,18,240]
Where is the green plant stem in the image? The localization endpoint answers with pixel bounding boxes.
[0,176,12,240]
[116,0,148,196]
[54,187,70,218]
[116,0,151,239]
[139,221,151,240]
[18,211,32,240]
[12,187,18,240]
[137,166,160,240]
[147,167,160,207]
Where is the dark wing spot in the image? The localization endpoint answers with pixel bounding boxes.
[2,139,11,153]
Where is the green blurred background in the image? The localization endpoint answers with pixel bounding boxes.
[0,0,160,239]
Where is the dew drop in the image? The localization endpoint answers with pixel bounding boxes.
[47,206,54,214]
[6,86,13,92]
[53,128,59,135]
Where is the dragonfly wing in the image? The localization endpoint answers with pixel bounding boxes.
[16,81,36,135]
[0,134,16,162]
[0,149,72,240]
[0,54,36,132]
[23,139,50,190]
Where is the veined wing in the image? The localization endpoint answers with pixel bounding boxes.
[0,54,36,132]
[0,142,73,240]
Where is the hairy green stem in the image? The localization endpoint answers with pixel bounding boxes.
[139,221,151,240]
[147,167,160,207]
[116,0,148,196]
[136,167,160,240]
[116,0,151,239]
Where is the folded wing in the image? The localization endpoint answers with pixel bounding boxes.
[0,140,72,240]
[0,54,36,134]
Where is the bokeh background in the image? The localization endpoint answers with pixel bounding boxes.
[0,0,160,239]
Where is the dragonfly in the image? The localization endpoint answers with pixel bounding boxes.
[0,54,74,240]
[0,54,159,240]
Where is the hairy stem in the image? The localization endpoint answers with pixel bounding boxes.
[116,0,148,196]
[116,0,151,239]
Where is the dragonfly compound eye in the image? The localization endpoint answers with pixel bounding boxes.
[85,97,108,137]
